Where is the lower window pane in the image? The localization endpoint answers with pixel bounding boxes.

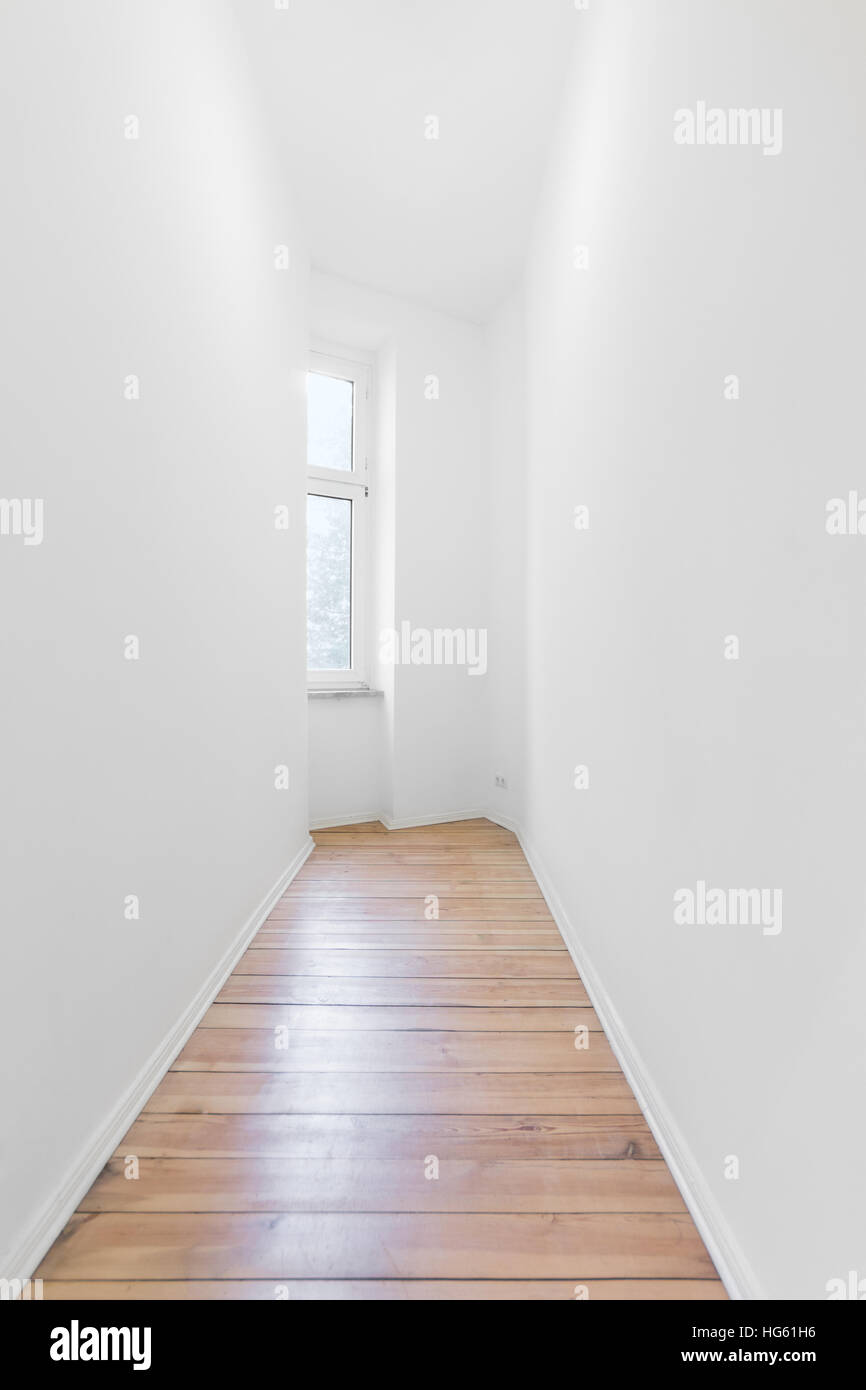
[307,493,352,671]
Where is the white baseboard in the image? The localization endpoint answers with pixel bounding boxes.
[309,812,382,829]
[483,807,521,835]
[310,808,511,833]
[381,809,485,830]
[3,835,314,1286]
[511,821,764,1302]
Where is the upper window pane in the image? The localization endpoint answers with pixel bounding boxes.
[307,371,354,473]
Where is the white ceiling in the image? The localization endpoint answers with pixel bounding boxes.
[240,0,578,322]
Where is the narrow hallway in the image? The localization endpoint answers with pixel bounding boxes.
[37,819,724,1299]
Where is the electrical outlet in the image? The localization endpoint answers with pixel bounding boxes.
[494,774,508,789]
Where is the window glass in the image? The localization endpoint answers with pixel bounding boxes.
[307,372,353,473]
[307,492,352,670]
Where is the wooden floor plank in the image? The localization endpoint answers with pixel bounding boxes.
[38,1279,728,1300]
[257,921,558,934]
[80,1158,687,1214]
[37,1212,715,1280]
[250,930,565,949]
[200,1004,602,1030]
[232,949,577,977]
[36,816,721,1299]
[268,900,554,921]
[216,977,592,1006]
[172,1029,619,1072]
[285,880,544,897]
[308,851,533,865]
[295,865,538,881]
[115,1113,660,1160]
[145,1072,641,1114]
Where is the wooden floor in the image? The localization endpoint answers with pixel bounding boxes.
[38,818,725,1300]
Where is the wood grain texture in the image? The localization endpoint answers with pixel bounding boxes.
[295,865,538,881]
[308,851,533,864]
[39,1279,729,1300]
[38,1212,715,1280]
[250,929,565,949]
[144,1071,642,1115]
[287,880,544,896]
[200,1004,603,1030]
[216,977,592,1006]
[233,949,577,977]
[172,1029,619,1072]
[81,1157,687,1214]
[268,900,554,921]
[115,1113,661,1160]
[37,817,723,1299]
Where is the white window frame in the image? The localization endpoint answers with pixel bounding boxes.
[306,346,371,690]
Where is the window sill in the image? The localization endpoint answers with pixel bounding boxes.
[308,687,384,700]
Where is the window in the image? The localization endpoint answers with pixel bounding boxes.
[306,348,370,688]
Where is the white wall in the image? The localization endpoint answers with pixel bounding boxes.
[308,272,489,826]
[0,0,309,1274]
[507,0,866,1298]
[484,290,528,829]
[308,697,385,827]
